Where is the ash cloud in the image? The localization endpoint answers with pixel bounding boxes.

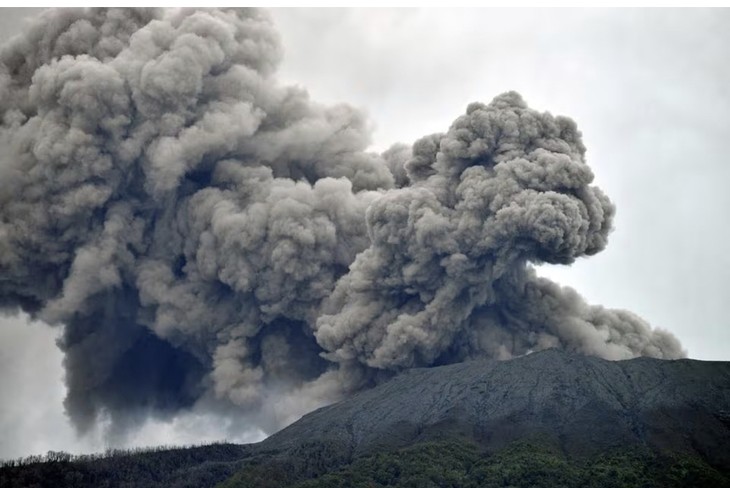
[0,8,683,438]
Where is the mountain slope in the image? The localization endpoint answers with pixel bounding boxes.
[263,349,730,466]
[3,349,729,487]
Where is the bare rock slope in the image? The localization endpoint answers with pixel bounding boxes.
[263,349,730,469]
[4,349,729,487]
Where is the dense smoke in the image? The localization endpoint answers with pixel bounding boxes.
[0,8,683,437]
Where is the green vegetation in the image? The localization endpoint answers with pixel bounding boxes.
[222,440,730,488]
[3,439,728,488]
[0,442,249,488]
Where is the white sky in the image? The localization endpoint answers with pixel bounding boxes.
[1,7,728,459]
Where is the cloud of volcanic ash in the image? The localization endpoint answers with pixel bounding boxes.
[0,8,684,438]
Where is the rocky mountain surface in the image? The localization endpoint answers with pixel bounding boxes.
[3,348,729,487]
[263,348,730,467]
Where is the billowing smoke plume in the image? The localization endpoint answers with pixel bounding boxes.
[0,8,683,437]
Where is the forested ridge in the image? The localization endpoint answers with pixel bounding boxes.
[3,438,729,488]
[0,442,250,488]
[224,440,730,488]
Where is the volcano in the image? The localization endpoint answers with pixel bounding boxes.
[3,349,729,487]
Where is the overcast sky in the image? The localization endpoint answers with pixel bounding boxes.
[1,8,728,460]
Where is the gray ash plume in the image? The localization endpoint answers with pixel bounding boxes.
[0,8,683,437]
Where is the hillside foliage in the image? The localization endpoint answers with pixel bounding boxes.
[223,440,730,488]
[3,438,728,488]
[0,442,249,488]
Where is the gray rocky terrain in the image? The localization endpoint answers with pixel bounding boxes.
[4,348,729,487]
[263,348,730,469]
